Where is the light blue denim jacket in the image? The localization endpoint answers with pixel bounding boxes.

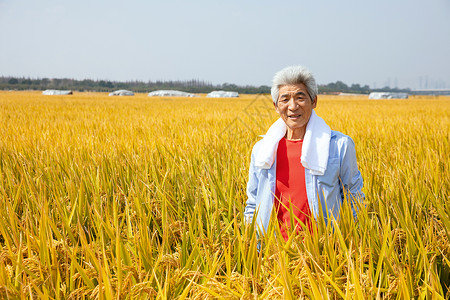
[244,130,364,232]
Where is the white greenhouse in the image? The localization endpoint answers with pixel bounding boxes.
[368,92,408,99]
[147,90,197,97]
[109,90,134,96]
[42,90,73,95]
[206,91,239,98]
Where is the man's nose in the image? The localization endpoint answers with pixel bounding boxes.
[288,98,299,110]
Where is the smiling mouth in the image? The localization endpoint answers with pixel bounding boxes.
[288,114,301,119]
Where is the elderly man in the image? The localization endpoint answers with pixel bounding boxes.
[244,66,364,240]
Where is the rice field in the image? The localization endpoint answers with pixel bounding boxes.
[0,91,449,299]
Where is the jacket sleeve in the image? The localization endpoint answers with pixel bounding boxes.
[339,136,365,219]
[244,145,258,224]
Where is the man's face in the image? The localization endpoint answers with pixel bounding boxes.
[275,83,317,137]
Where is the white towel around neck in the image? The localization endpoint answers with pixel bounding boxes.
[254,110,331,176]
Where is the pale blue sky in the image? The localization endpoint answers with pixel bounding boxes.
[1,0,449,89]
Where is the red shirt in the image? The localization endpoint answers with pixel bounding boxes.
[275,138,312,241]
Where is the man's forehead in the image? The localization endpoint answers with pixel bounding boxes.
[280,90,306,95]
[279,87,308,96]
[279,83,307,93]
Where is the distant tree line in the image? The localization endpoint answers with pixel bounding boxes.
[319,81,410,94]
[0,76,410,94]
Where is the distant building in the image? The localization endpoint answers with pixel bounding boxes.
[368,92,408,99]
[148,90,197,97]
[42,90,73,95]
[109,90,134,96]
[206,91,239,98]
[410,89,450,96]
[338,93,368,96]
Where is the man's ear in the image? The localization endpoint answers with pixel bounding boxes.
[274,101,279,114]
[312,96,317,109]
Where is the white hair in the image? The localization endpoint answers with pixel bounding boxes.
[271,65,318,105]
